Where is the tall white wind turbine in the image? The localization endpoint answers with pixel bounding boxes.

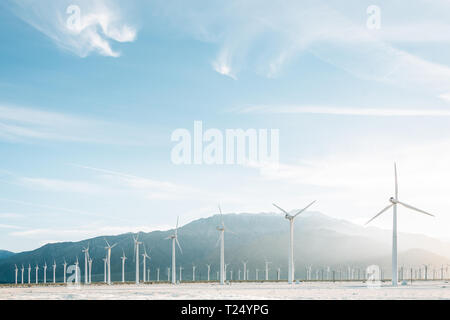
[103,256,107,283]
[216,205,233,285]
[82,244,90,284]
[27,264,31,284]
[14,265,18,285]
[121,250,127,283]
[242,261,248,281]
[133,234,142,284]
[63,259,67,283]
[166,216,182,284]
[21,265,24,284]
[192,264,196,281]
[43,261,47,284]
[88,257,93,284]
[273,200,316,284]
[365,163,435,286]
[206,264,211,281]
[264,260,271,281]
[105,239,117,285]
[35,264,39,284]
[142,245,151,283]
[53,260,56,284]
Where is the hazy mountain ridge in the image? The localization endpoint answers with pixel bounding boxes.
[0,211,449,283]
[0,250,14,260]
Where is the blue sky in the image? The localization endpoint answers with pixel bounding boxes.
[1,0,450,251]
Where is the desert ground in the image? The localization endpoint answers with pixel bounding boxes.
[1,281,450,300]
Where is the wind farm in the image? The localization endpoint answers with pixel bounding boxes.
[0,167,449,300]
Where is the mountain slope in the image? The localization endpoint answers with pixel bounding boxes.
[0,212,448,283]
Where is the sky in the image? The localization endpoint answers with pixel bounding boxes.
[1,0,450,252]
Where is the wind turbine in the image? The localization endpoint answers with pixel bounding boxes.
[166,216,182,284]
[63,259,67,283]
[273,200,316,284]
[75,257,80,284]
[142,244,151,283]
[242,261,248,281]
[264,260,271,281]
[103,256,107,283]
[27,264,31,284]
[43,262,47,284]
[35,263,39,284]
[179,266,184,282]
[365,163,435,286]
[206,264,211,281]
[167,267,170,282]
[105,239,117,285]
[88,257,93,284]
[21,265,24,284]
[14,265,18,285]
[121,250,127,283]
[82,244,90,284]
[192,264,196,281]
[157,267,160,282]
[238,269,241,280]
[216,205,233,285]
[52,260,56,284]
[133,234,142,284]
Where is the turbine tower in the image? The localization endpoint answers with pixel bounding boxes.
[43,261,47,284]
[133,234,142,284]
[216,205,233,285]
[21,265,24,284]
[103,257,107,283]
[27,264,31,284]
[166,216,182,284]
[52,260,56,284]
[264,260,271,281]
[192,264,196,281]
[62,259,67,283]
[273,200,316,284]
[14,265,18,285]
[206,264,211,281]
[35,264,39,284]
[242,261,248,281]
[88,257,93,284]
[365,163,435,286]
[105,239,117,285]
[142,245,151,283]
[82,244,90,284]
[121,250,127,283]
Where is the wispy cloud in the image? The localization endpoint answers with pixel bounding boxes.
[7,0,137,57]
[19,177,106,195]
[0,104,153,145]
[73,164,207,200]
[151,0,450,99]
[236,105,450,117]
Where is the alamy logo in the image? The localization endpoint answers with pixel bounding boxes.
[366,5,381,30]
[171,121,279,167]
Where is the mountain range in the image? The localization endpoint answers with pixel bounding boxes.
[1,211,449,283]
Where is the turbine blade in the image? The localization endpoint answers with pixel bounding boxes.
[176,216,179,230]
[111,243,118,249]
[272,203,289,215]
[397,201,435,217]
[394,163,398,199]
[176,238,183,254]
[215,234,221,247]
[105,238,110,247]
[365,203,394,225]
[294,200,316,218]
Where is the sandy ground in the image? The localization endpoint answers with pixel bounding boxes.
[1,281,450,300]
